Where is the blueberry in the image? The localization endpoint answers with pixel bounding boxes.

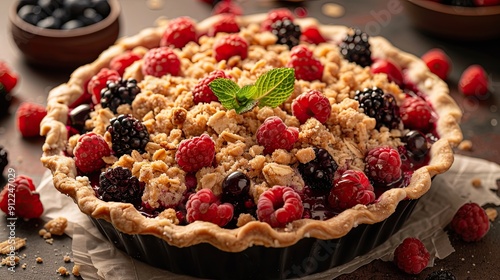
[18,5,48,25]
[404,130,430,159]
[64,0,91,17]
[222,171,250,198]
[61,19,84,30]
[37,0,60,14]
[36,16,61,29]
[79,8,103,26]
[52,7,70,23]
[91,0,110,18]
[17,0,38,11]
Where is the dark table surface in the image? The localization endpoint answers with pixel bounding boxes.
[0,0,499,279]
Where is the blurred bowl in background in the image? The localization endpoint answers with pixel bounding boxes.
[402,0,500,41]
[9,0,121,70]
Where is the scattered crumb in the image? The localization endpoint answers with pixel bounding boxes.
[63,255,71,263]
[485,208,498,222]
[72,264,81,277]
[21,263,27,269]
[38,229,48,236]
[322,3,345,18]
[44,217,68,236]
[45,238,54,245]
[43,232,52,239]
[458,140,473,151]
[57,266,70,276]
[36,257,43,263]
[1,255,20,266]
[0,237,27,254]
[471,178,482,188]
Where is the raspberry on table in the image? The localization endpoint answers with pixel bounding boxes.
[175,134,215,172]
[421,48,451,81]
[192,69,228,104]
[107,114,150,156]
[213,34,248,62]
[98,167,144,206]
[450,202,490,242]
[261,8,294,31]
[142,47,181,77]
[459,64,489,96]
[186,188,234,227]
[291,89,331,124]
[286,45,324,82]
[393,237,430,274]
[0,175,44,219]
[298,147,338,190]
[0,60,19,93]
[425,270,457,280]
[208,14,240,37]
[400,96,434,132]
[328,170,375,210]
[109,51,142,76]
[87,68,120,105]
[339,28,372,67]
[256,116,299,155]
[257,185,304,228]
[211,0,243,16]
[73,132,111,174]
[354,87,401,130]
[16,102,47,138]
[301,26,327,45]
[100,78,141,113]
[160,16,197,49]
[364,146,402,185]
[271,19,301,49]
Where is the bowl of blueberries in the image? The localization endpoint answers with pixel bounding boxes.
[9,0,121,70]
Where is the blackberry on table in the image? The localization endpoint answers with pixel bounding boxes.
[298,147,338,190]
[0,146,8,175]
[354,87,401,130]
[0,84,12,117]
[107,114,149,156]
[271,19,301,49]
[339,28,373,67]
[425,270,456,280]
[98,166,144,205]
[101,78,141,113]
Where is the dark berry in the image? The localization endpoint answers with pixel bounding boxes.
[98,167,144,205]
[403,130,430,160]
[107,114,150,156]
[425,270,456,280]
[339,28,372,67]
[222,171,250,198]
[0,84,12,117]
[0,146,8,175]
[101,78,141,114]
[68,104,92,133]
[271,19,301,49]
[354,87,401,130]
[444,0,475,6]
[91,0,111,18]
[37,16,61,29]
[298,147,338,190]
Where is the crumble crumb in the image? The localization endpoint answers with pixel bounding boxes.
[1,255,20,266]
[471,178,482,188]
[45,238,54,245]
[458,140,473,151]
[38,229,48,236]
[43,232,52,239]
[44,217,68,236]
[21,263,27,269]
[57,266,70,276]
[72,264,81,276]
[36,257,43,263]
[0,237,26,254]
[485,208,498,222]
[63,255,71,263]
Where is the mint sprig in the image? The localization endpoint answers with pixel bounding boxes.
[209,68,295,114]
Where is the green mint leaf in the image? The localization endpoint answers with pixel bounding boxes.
[209,78,241,110]
[253,68,295,108]
[235,99,258,114]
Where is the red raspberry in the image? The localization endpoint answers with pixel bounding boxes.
[421,48,452,80]
[0,175,44,219]
[256,116,299,155]
[212,1,243,15]
[292,89,331,124]
[370,59,404,87]
[399,96,434,131]
[261,8,294,32]
[213,34,248,62]
[364,146,402,185]
[286,45,324,82]
[186,188,234,227]
[474,0,500,5]
[301,26,327,45]
[74,132,111,174]
[87,68,120,105]
[328,170,375,211]
[393,237,430,274]
[160,17,197,49]
[175,134,215,172]
[109,51,142,76]
[0,61,19,93]
[208,14,240,37]
[450,202,490,242]
[142,47,181,77]
[459,64,489,96]
[16,102,47,137]
[192,70,228,104]
[257,185,303,228]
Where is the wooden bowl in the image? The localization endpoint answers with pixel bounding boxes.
[402,0,500,41]
[9,0,121,70]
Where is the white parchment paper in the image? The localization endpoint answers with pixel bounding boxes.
[37,155,500,279]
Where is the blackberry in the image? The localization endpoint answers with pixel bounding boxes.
[339,28,372,67]
[101,78,141,113]
[354,87,401,130]
[425,270,456,280]
[0,146,8,175]
[0,84,12,117]
[444,0,474,6]
[107,114,149,156]
[271,19,301,49]
[221,171,255,227]
[98,167,144,205]
[298,147,338,190]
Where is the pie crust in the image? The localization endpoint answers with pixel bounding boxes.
[41,13,463,252]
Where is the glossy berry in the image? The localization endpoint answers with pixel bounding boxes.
[403,130,430,160]
[371,59,404,87]
[271,19,301,49]
[142,47,181,77]
[286,45,324,82]
[107,114,150,156]
[100,78,141,113]
[393,237,430,274]
[328,170,375,210]
[400,96,434,131]
[73,132,111,174]
[421,48,451,80]
[298,147,338,190]
[425,270,456,280]
[354,87,401,130]
[221,171,255,225]
[261,8,294,32]
[213,34,248,62]
[257,185,303,228]
[0,146,8,175]
[186,188,234,227]
[459,64,489,96]
[192,70,228,104]
[109,51,142,76]
[98,167,144,205]
[0,61,19,93]
[208,14,240,37]
[256,116,299,155]
[175,134,215,172]
[450,202,490,242]
[160,16,197,49]
[87,68,120,105]
[339,28,372,67]
[365,146,402,185]
[16,102,47,137]
[0,175,44,219]
[292,89,331,124]
[68,104,92,133]
[301,26,327,45]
